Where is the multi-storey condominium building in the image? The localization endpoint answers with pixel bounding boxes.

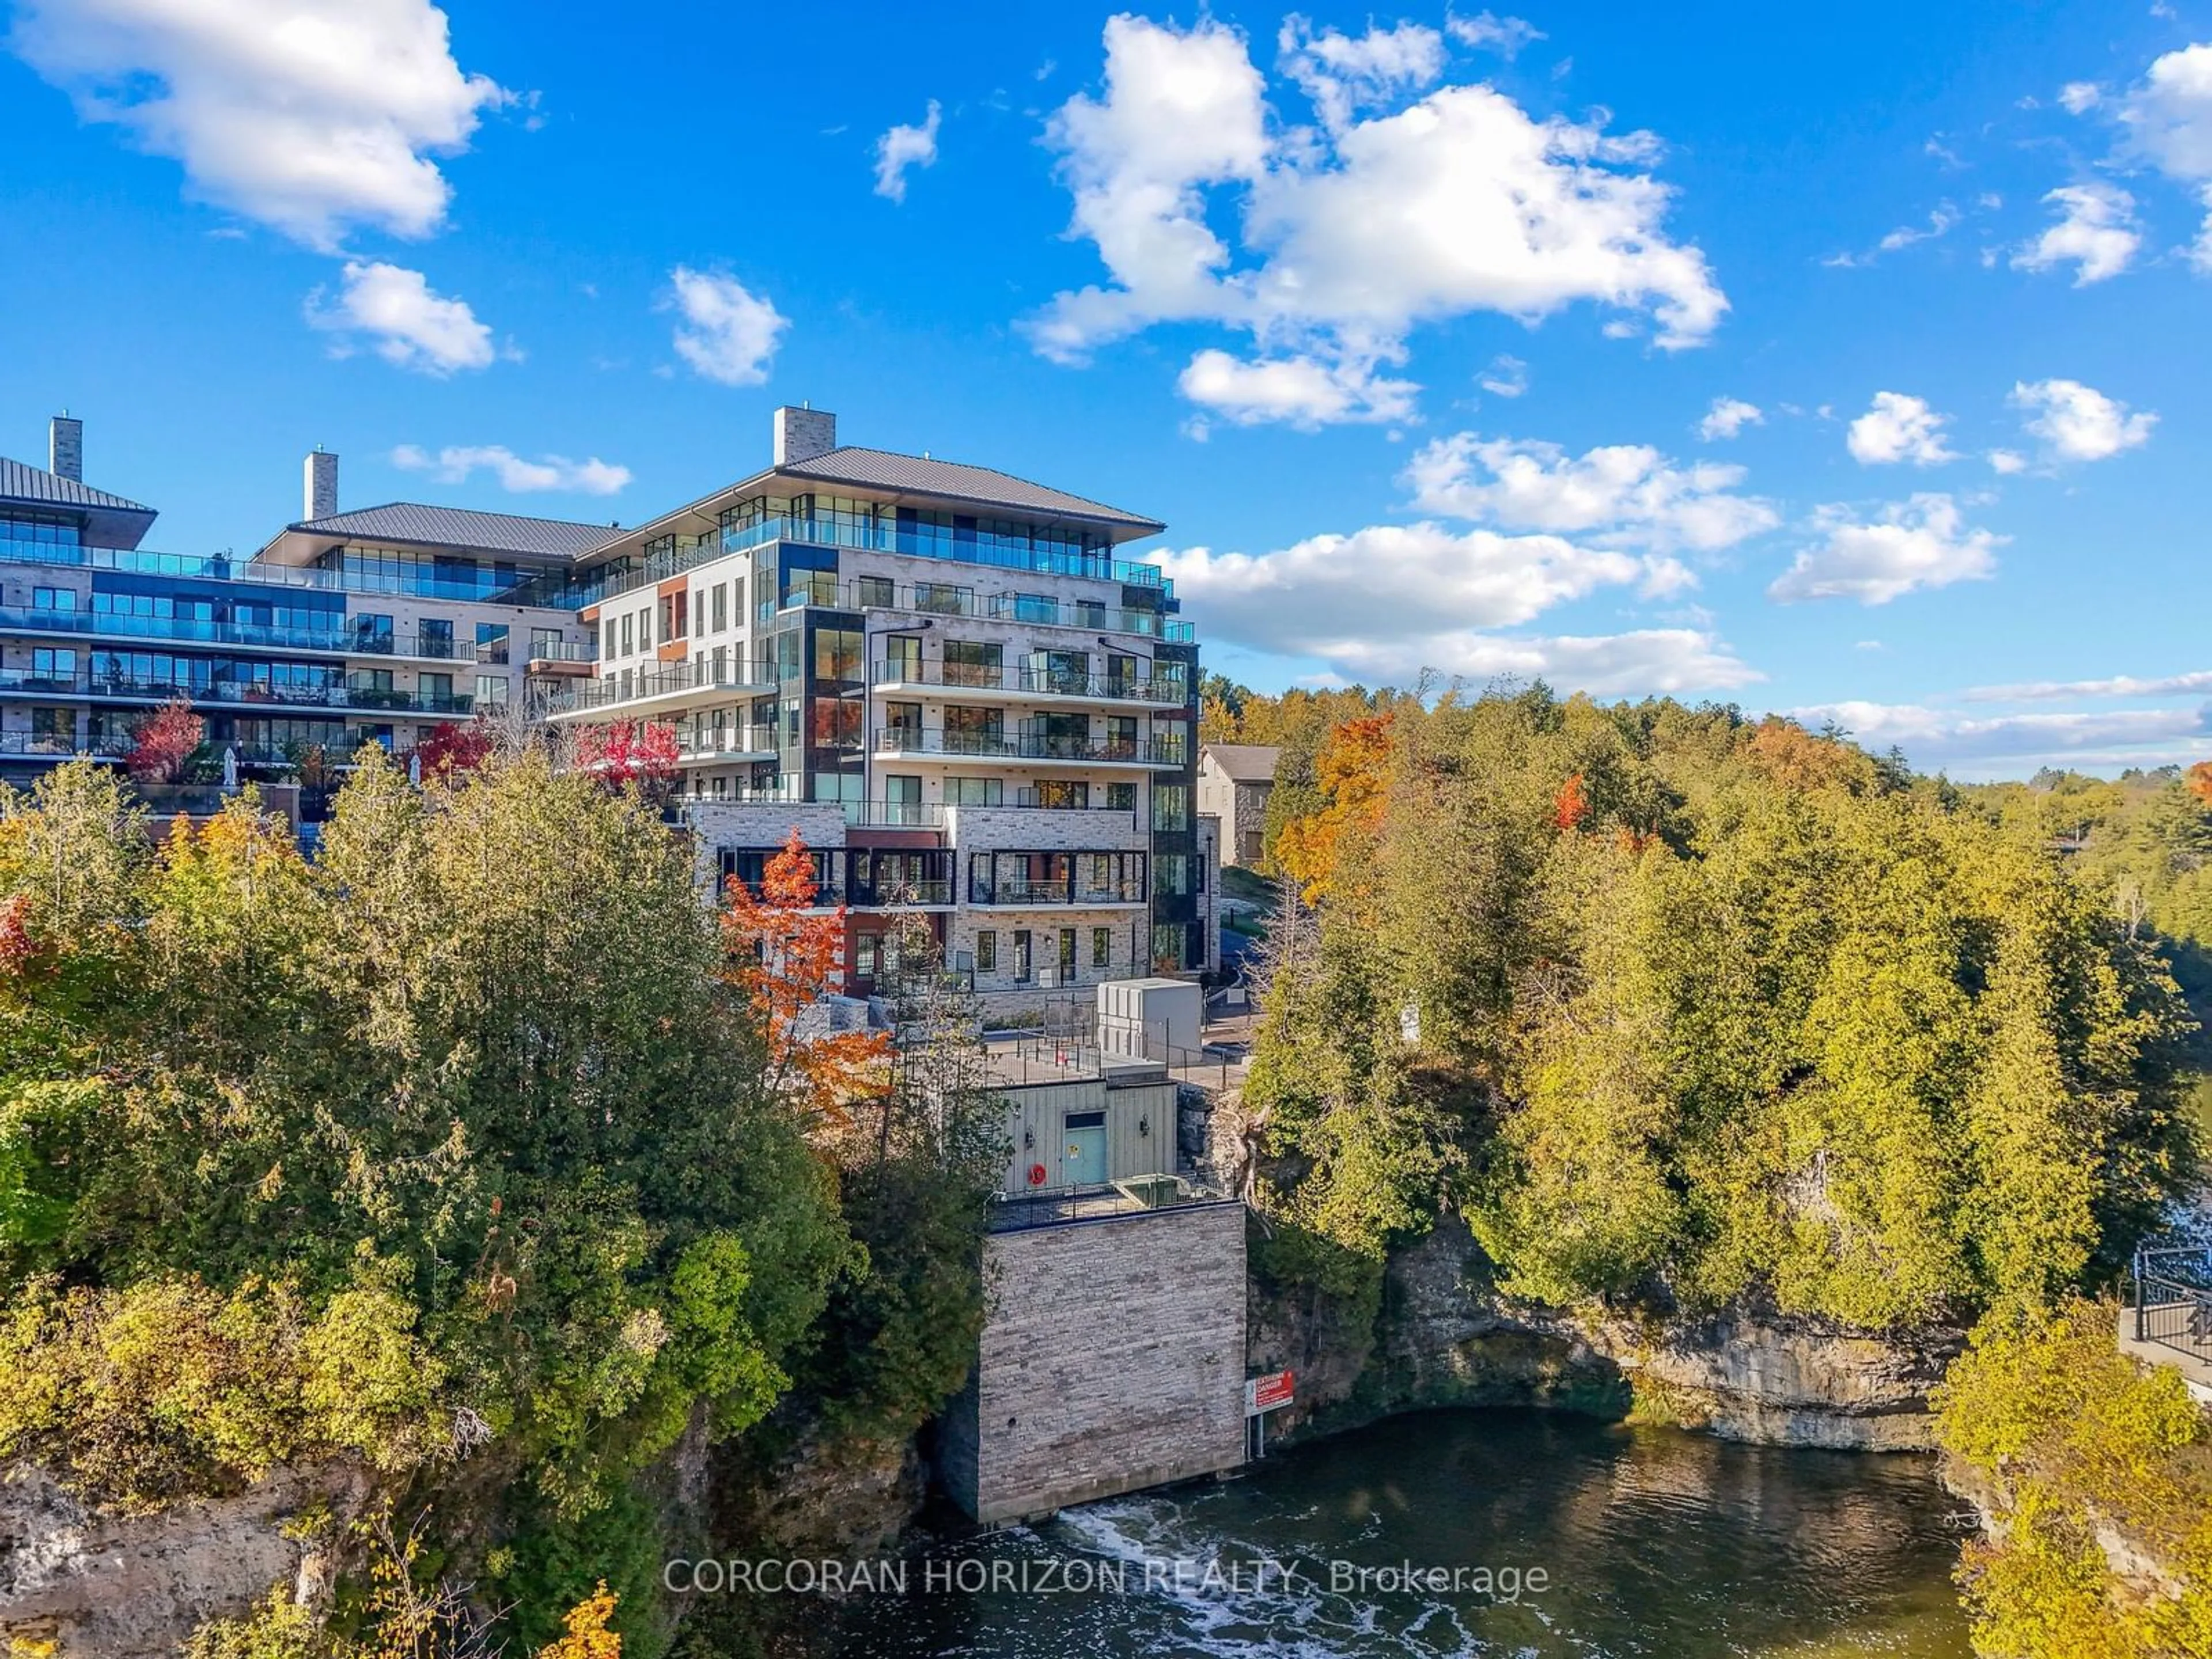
[547,407,1214,1007]
[1,406,1216,1010]
[0,414,599,786]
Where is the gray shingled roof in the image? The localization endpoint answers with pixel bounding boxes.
[0,454,153,516]
[1203,744,1281,783]
[779,447,1165,532]
[292,502,618,559]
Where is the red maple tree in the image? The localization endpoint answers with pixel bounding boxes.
[415,717,496,778]
[574,719,679,796]
[125,696,203,783]
[2186,761,2212,809]
[1553,772,1589,831]
[721,829,891,1135]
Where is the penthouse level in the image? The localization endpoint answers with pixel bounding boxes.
[0,415,597,781]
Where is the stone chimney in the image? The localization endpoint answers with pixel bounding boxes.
[49,414,82,483]
[773,405,837,467]
[304,448,338,521]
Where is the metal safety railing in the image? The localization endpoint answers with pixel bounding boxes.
[2134,1244,2212,1368]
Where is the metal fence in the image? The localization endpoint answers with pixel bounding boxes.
[2133,1245,2212,1368]
[987,1177,1233,1233]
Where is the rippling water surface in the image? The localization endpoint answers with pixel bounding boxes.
[822,1408,1972,1658]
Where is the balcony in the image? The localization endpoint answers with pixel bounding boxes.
[979,592,1191,642]
[582,514,1173,608]
[871,728,1187,771]
[869,660,1189,709]
[0,537,552,604]
[0,608,476,664]
[967,875,1149,909]
[0,729,127,760]
[546,661,778,722]
[846,800,948,828]
[851,878,953,908]
[675,725,781,766]
[1,668,476,717]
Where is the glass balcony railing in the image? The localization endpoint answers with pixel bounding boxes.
[0,537,554,604]
[869,660,1188,704]
[871,728,1187,767]
[0,668,476,715]
[979,592,1190,641]
[549,661,778,715]
[675,725,781,759]
[583,516,1173,608]
[0,608,477,660]
[0,730,128,758]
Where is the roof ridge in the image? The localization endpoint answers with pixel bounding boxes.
[298,499,616,532]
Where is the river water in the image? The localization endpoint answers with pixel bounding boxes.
[821,1408,1973,1658]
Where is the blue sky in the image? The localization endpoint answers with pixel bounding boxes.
[3,0,2209,779]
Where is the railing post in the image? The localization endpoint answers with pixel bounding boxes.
[2136,1248,2147,1343]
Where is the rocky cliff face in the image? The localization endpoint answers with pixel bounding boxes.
[1249,1213,1963,1452]
[0,1460,377,1658]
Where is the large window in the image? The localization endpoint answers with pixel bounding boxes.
[942,639,1002,688]
[475,673,509,710]
[476,623,510,665]
[1152,783,1190,831]
[947,776,1002,806]
[419,618,454,658]
[975,930,998,974]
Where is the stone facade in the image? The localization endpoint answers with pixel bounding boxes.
[944,1200,1247,1523]
[1198,745,1278,868]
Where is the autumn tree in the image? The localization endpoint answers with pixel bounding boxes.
[720,829,893,1138]
[414,716,497,778]
[571,719,679,801]
[124,695,203,784]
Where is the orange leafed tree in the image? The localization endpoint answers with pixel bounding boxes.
[1274,714,1393,904]
[2186,761,2212,808]
[537,1581,622,1658]
[1553,772,1589,831]
[721,829,891,1135]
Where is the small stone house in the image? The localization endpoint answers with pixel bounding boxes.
[1198,743,1279,868]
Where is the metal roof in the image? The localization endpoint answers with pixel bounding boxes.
[1202,744,1281,782]
[778,447,1165,533]
[288,502,619,560]
[0,454,151,514]
[0,454,158,548]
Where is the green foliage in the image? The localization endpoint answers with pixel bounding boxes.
[0,1272,440,1511]
[501,1482,666,1658]
[1933,1302,2212,1657]
[1244,692,2197,1329]
[0,750,847,1522]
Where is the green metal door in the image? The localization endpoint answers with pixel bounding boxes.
[1063,1121,1107,1186]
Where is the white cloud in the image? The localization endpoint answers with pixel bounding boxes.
[1846,392,1959,466]
[2059,82,2104,115]
[1986,448,2029,475]
[1404,433,1779,551]
[2119,43,2212,270]
[1785,700,2207,775]
[304,260,494,375]
[1698,396,1763,441]
[1967,669,2212,702]
[1445,12,1546,59]
[872,100,941,202]
[1031,16,1726,425]
[667,266,787,387]
[391,443,630,495]
[1178,348,1418,427]
[2119,43,2212,176]
[1823,201,1963,268]
[2010,377,2157,461]
[2012,183,2142,284]
[1155,520,1755,694]
[1768,494,2002,605]
[1328,626,1759,694]
[1278,17,1445,136]
[1478,353,1529,397]
[9,0,510,251]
